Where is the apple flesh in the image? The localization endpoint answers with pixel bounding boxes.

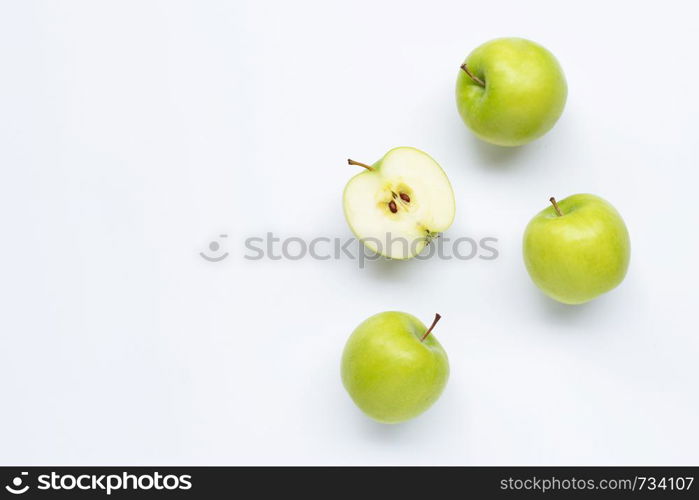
[341,311,449,424]
[456,37,567,146]
[343,147,455,259]
[523,194,631,304]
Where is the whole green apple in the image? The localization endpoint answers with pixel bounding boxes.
[341,311,449,423]
[456,37,567,146]
[523,194,631,304]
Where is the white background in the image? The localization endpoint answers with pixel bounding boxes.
[1,0,697,465]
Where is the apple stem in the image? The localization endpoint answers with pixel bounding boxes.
[549,197,563,217]
[347,159,374,171]
[420,313,442,342]
[460,64,485,87]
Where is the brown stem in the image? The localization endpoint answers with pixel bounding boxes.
[347,159,373,171]
[421,313,442,342]
[460,64,485,87]
[549,197,563,217]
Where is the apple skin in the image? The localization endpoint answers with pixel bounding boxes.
[341,311,449,424]
[523,194,630,305]
[456,37,567,146]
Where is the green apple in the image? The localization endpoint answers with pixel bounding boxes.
[523,194,631,304]
[456,37,567,146]
[343,147,455,259]
[341,311,449,424]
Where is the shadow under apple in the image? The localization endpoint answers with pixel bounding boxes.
[533,290,604,328]
[350,405,442,444]
[467,133,528,170]
[359,248,448,283]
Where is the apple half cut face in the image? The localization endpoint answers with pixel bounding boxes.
[343,147,456,259]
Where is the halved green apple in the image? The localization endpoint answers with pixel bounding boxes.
[343,147,456,259]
